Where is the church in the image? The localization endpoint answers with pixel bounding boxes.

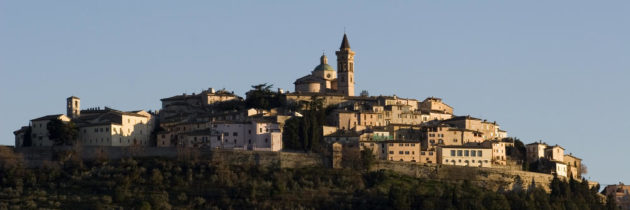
[294,34,355,96]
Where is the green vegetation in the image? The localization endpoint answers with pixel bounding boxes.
[245,83,284,110]
[0,150,612,209]
[47,119,78,146]
[282,96,327,153]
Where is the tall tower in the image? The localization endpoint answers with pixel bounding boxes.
[336,33,355,96]
[67,96,80,119]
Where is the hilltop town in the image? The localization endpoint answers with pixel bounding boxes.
[12,34,586,182]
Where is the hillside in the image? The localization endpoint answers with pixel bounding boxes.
[0,148,612,209]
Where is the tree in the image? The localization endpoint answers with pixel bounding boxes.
[360,148,376,171]
[245,83,282,109]
[47,119,78,146]
[281,96,327,152]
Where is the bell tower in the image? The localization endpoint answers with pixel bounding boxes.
[336,33,355,96]
[67,96,80,119]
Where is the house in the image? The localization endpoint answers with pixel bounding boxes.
[526,141,548,162]
[384,140,421,162]
[603,183,630,210]
[437,145,493,168]
[75,107,155,147]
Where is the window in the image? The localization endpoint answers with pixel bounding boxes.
[399,151,403,154]
[260,128,263,133]
[389,151,394,154]
[478,150,483,156]
[265,138,268,143]
[429,152,433,155]
[451,150,456,156]
[233,132,238,136]
[224,132,229,136]
[399,143,403,146]
[421,151,426,155]
[405,151,409,155]
[464,150,469,156]
[457,150,463,156]
[471,150,476,157]
[411,143,415,146]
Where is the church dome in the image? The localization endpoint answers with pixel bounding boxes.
[313,54,335,71]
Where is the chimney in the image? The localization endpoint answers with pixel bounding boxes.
[278,88,284,94]
[209,88,215,94]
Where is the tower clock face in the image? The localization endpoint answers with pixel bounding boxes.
[326,73,331,78]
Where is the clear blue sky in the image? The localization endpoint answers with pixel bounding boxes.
[1,1,628,185]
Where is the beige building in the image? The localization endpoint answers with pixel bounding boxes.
[359,140,387,160]
[385,141,421,162]
[178,129,222,148]
[30,114,71,146]
[438,145,492,168]
[419,97,454,121]
[544,145,565,162]
[422,123,483,150]
[443,116,506,140]
[359,140,422,162]
[564,154,582,180]
[419,150,437,164]
[324,130,361,147]
[480,140,508,165]
[603,183,630,210]
[160,88,240,120]
[526,142,548,162]
[378,95,419,111]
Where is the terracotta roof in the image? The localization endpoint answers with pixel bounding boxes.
[294,74,325,84]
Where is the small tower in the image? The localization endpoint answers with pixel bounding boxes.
[67,96,80,119]
[336,33,355,96]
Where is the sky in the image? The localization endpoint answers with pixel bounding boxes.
[1,1,629,185]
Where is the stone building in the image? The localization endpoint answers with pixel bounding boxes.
[526,141,548,162]
[544,145,565,162]
[603,183,630,210]
[76,108,155,147]
[294,34,355,96]
[564,154,582,180]
[385,140,421,162]
[13,126,29,148]
[437,145,493,168]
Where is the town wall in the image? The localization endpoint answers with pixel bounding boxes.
[15,146,323,169]
[372,161,557,192]
[16,147,560,192]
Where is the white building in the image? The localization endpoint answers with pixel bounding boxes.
[76,108,155,146]
[212,120,282,151]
